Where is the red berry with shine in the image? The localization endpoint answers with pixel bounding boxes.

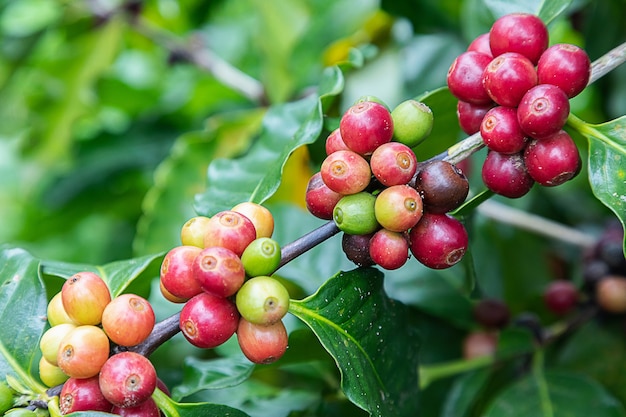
[102,293,155,347]
[374,185,423,232]
[203,211,257,257]
[468,33,492,57]
[60,376,113,414]
[456,101,494,135]
[369,229,409,270]
[99,352,157,409]
[339,101,393,155]
[517,84,570,139]
[409,213,468,269]
[481,151,534,198]
[482,52,537,107]
[447,51,493,105]
[160,245,203,301]
[112,397,160,417]
[537,43,591,98]
[369,142,417,187]
[320,149,371,195]
[544,280,579,315]
[193,246,245,298]
[237,318,288,364]
[179,292,239,348]
[480,106,527,154]
[489,13,548,64]
[305,172,343,220]
[524,130,581,186]
[325,128,349,155]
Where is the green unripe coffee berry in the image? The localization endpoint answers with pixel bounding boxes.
[0,382,14,415]
[241,238,281,277]
[39,357,69,387]
[39,323,77,366]
[391,99,434,147]
[236,276,290,325]
[4,409,37,417]
[333,192,379,235]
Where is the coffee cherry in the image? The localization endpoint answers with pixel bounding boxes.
[517,84,570,139]
[390,99,434,147]
[481,150,534,198]
[320,150,371,195]
[409,213,468,269]
[544,280,579,315]
[237,318,288,364]
[472,298,510,329]
[180,216,211,248]
[179,292,239,348]
[467,32,492,57]
[339,101,394,155]
[305,172,343,220]
[236,276,290,325]
[480,106,527,154]
[456,101,494,135]
[482,52,537,107]
[102,294,155,347]
[447,51,493,105]
[0,382,13,415]
[193,246,245,298]
[462,331,498,359]
[596,276,626,313]
[159,280,188,304]
[341,233,375,267]
[374,185,423,232]
[57,325,110,379]
[61,272,111,326]
[333,192,379,235]
[112,397,160,417]
[231,202,275,239]
[413,160,469,214]
[324,128,349,155]
[203,210,257,257]
[369,142,418,187]
[160,245,203,301]
[595,226,626,272]
[40,323,76,365]
[99,352,157,409]
[524,130,581,186]
[39,357,69,387]
[240,237,281,277]
[537,43,591,98]
[60,376,113,414]
[47,292,76,326]
[489,13,548,64]
[369,229,409,270]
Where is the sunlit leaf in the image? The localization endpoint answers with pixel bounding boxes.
[289,268,420,417]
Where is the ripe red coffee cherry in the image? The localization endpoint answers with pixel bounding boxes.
[374,185,423,232]
[517,84,570,139]
[456,101,494,135]
[489,13,548,64]
[537,43,591,98]
[413,160,469,214]
[409,213,468,269]
[305,172,343,220]
[57,325,110,379]
[480,106,527,154]
[193,246,245,298]
[341,233,375,267]
[231,202,275,239]
[180,216,211,248]
[203,210,257,257]
[61,271,111,326]
[462,331,498,359]
[339,101,393,155]
[524,130,581,186]
[544,280,579,315]
[160,245,203,301]
[333,192,380,235]
[320,149,371,195]
[472,298,510,329]
[99,352,157,409]
[236,276,290,325]
[482,52,537,107]
[467,32,492,57]
[47,292,77,326]
[180,292,240,348]
[237,318,288,364]
[112,397,160,417]
[369,229,409,270]
[325,128,349,155]
[596,276,626,313]
[369,142,418,187]
[447,51,493,105]
[102,294,155,347]
[390,99,434,147]
[481,151,534,198]
[60,376,113,414]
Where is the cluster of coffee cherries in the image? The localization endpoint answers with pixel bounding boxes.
[159,202,290,365]
[39,272,163,415]
[305,97,471,270]
[448,12,591,198]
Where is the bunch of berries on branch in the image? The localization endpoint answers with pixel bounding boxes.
[448,12,591,198]
[306,97,470,271]
[160,202,290,365]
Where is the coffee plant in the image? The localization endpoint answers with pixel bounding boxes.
[2,0,626,416]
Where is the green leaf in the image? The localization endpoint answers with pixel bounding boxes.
[172,356,255,401]
[154,387,251,417]
[289,268,420,417]
[483,0,572,23]
[569,114,626,251]
[441,369,491,417]
[41,253,163,297]
[483,371,626,417]
[0,246,46,393]
[194,67,344,217]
